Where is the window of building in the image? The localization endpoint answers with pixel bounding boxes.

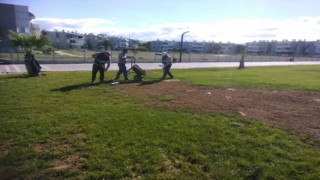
[16,27,30,33]
[25,27,29,33]
[15,11,29,20]
[16,27,25,33]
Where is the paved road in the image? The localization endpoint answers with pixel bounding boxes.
[1,61,320,74]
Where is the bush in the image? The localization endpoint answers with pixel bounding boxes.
[41,45,53,54]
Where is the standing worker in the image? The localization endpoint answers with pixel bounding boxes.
[160,52,174,80]
[91,51,111,84]
[114,48,133,81]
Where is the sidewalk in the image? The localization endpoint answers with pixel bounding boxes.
[1,61,320,74]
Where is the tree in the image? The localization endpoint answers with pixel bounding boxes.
[142,42,152,51]
[212,43,221,54]
[98,40,114,51]
[135,45,148,52]
[9,31,51,76]
[213,43,221,61]
[235,44,245,54]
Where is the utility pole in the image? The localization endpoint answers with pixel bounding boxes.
[179,31,189,63]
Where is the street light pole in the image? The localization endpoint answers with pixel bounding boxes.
[179,31,189,63]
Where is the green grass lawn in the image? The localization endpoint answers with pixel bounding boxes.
[0,66,320,179]
[174,65,320,91]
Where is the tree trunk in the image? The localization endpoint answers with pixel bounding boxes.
[238,54,245,70]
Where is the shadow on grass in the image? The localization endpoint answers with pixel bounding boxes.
[118,80,140,84]
[139,79,162,86]
[51,80,114,92]
[51,79,162,92]
[0,73,47,79]
[51,83,97,92]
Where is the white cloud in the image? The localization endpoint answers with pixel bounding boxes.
[33,17,320,43]
[33,17,117,33]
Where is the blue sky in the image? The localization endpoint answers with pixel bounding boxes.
[2,0,320,43]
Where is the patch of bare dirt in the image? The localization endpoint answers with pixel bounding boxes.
[49,155,83,170]
[31,131,87,174]
[54,50,81,57]
[118,81,320,140]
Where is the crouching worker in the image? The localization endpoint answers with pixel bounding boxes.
[31,54,42,74]
[160,52,173,80]
[91,51,111,84]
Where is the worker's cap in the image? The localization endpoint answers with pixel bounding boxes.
[162,52,168,55]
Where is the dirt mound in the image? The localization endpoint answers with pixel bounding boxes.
[118,81,320,140]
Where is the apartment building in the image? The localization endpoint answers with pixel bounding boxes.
[0,3,40,51]
[244,40,319,57]
[183,41,213,53]
[202,42,214,53]
[85,33,100,50]
[304,40,320,57]
[162,40,175,52]
[86,34,130,50]
[219,42,236,55]
[46,30,86,49]
[47,31,139,50]
[150,40,214,54]
[246,41,272,55]
[98,35,138,50]
[150,40,174,52]
[314,40,320,56]
[190,41,204,53]
[274,40,294,55]
[109,37,129,50]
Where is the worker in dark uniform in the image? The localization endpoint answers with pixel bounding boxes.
[91,51,111,84]
[31,54,42,74]
[160,52,173,80]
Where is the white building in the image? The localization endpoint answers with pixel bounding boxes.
[46,31,86,49]
[162,41,175,52]
[191,41,204,53]
[274,40,294,55]
[314,40,320,56]
[220,42,235,54]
